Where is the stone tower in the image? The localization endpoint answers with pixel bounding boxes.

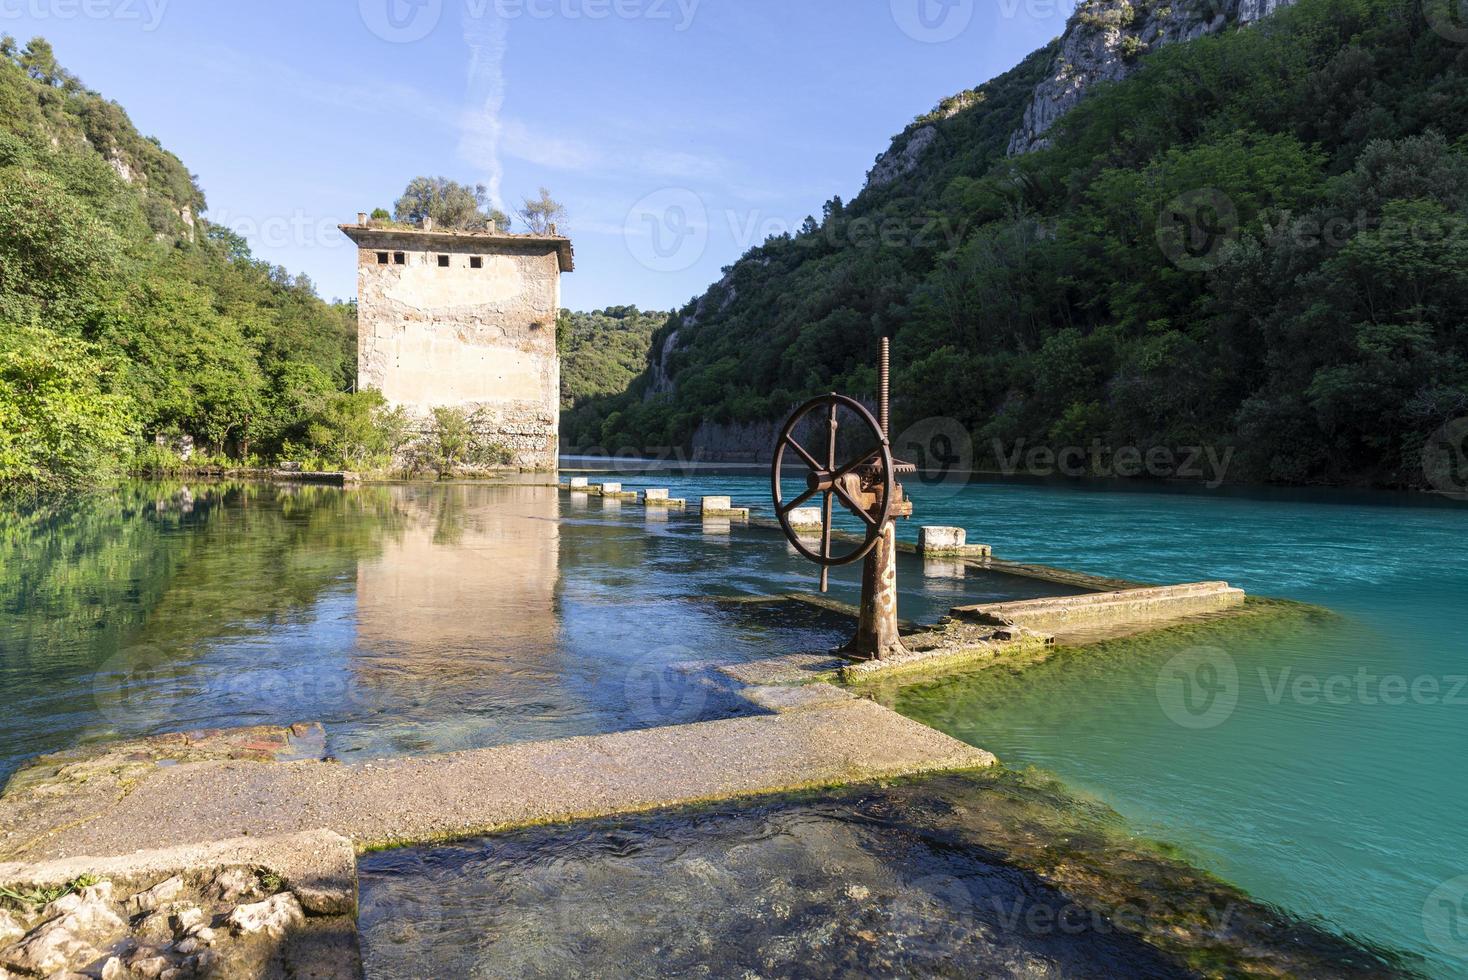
[341,215,573,470]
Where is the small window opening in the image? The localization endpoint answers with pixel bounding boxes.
[393,252,406,265]
[375,252,389,265]
[438,255,451,268]
[469,256,483,269]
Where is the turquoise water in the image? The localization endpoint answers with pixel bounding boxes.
[0,480,1069,781]
[4,472,1464,973]
[576,466,1468,976]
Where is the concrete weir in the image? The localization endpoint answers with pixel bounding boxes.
[0,691,991,975]
[954,581,1245,640]
[0,491,1264,977]
[0,691,990,865]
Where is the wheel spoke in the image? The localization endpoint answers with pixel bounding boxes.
[820,490,834,560]
[826,403,838,471]
[780,487,818,516]
[782,434,823,473]
[831,446,882,483]
[833,483,878,526]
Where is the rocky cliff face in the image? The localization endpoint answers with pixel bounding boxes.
[1007,0,1294,155]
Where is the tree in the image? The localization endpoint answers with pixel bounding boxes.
[19,38,63,87]
[518,187,566,235]
[0,325,136,491]
[393,177,509,231]
[402,408,513,476]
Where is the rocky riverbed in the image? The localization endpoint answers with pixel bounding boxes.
[0,864,357,979]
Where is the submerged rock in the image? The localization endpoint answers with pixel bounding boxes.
[207,868,263,905]
[226,893,305,939]
[127,875,185,915]
[0,910,22,947]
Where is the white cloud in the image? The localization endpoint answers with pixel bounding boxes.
[500,119,601,171]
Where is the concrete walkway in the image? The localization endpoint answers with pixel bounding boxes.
[1,688,992,864]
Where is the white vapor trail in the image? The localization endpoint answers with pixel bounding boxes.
[461,6,510,210]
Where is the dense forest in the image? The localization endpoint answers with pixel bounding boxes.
[558,305,666,411]
[567,0,1468,489]
[0,38,397,491]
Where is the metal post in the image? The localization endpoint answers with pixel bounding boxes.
[848,336,906,661]
[851,520,905,660]
[879,337,891,440]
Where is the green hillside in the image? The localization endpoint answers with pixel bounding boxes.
[558,306,666,412]
[566,0,1468,489]
[0,37,364,491]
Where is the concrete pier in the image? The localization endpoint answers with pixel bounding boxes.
[918,526,991,558]
[642,489,686,507]
[0,694,992,863]
[787,507,823,531]
[700,496,750,519]
[953,581,1245,639]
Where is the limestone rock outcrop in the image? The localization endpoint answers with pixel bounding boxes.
[1007,0,1295,155]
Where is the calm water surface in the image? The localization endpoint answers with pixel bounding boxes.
[0,478,1064,779]
[583,467,1468,976]
[3,472,1464,975]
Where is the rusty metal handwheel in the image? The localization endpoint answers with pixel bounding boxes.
[771,394,895,568]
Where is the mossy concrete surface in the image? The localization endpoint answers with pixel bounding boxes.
[0,693,992,865]
[953,581,1246,638]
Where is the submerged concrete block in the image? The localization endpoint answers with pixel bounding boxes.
[952,581,1247,636]
[920,526,965,552]
[788,508,824,531]
[923,558,966,579]
[701,496,749,518]
[597,482,623,495]
[643,489,686,508]
[919,526,991,558]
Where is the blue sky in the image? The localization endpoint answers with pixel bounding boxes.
[4,0,1075,310]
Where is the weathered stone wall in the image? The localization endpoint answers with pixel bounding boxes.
[348,227,566,470]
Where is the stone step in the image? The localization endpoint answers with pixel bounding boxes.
[0,703,993,863]
[952,582,1245,634]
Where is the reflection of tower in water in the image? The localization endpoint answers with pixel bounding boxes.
[351,485,562,733]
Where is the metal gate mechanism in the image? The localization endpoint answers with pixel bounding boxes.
[770,338,913,661]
